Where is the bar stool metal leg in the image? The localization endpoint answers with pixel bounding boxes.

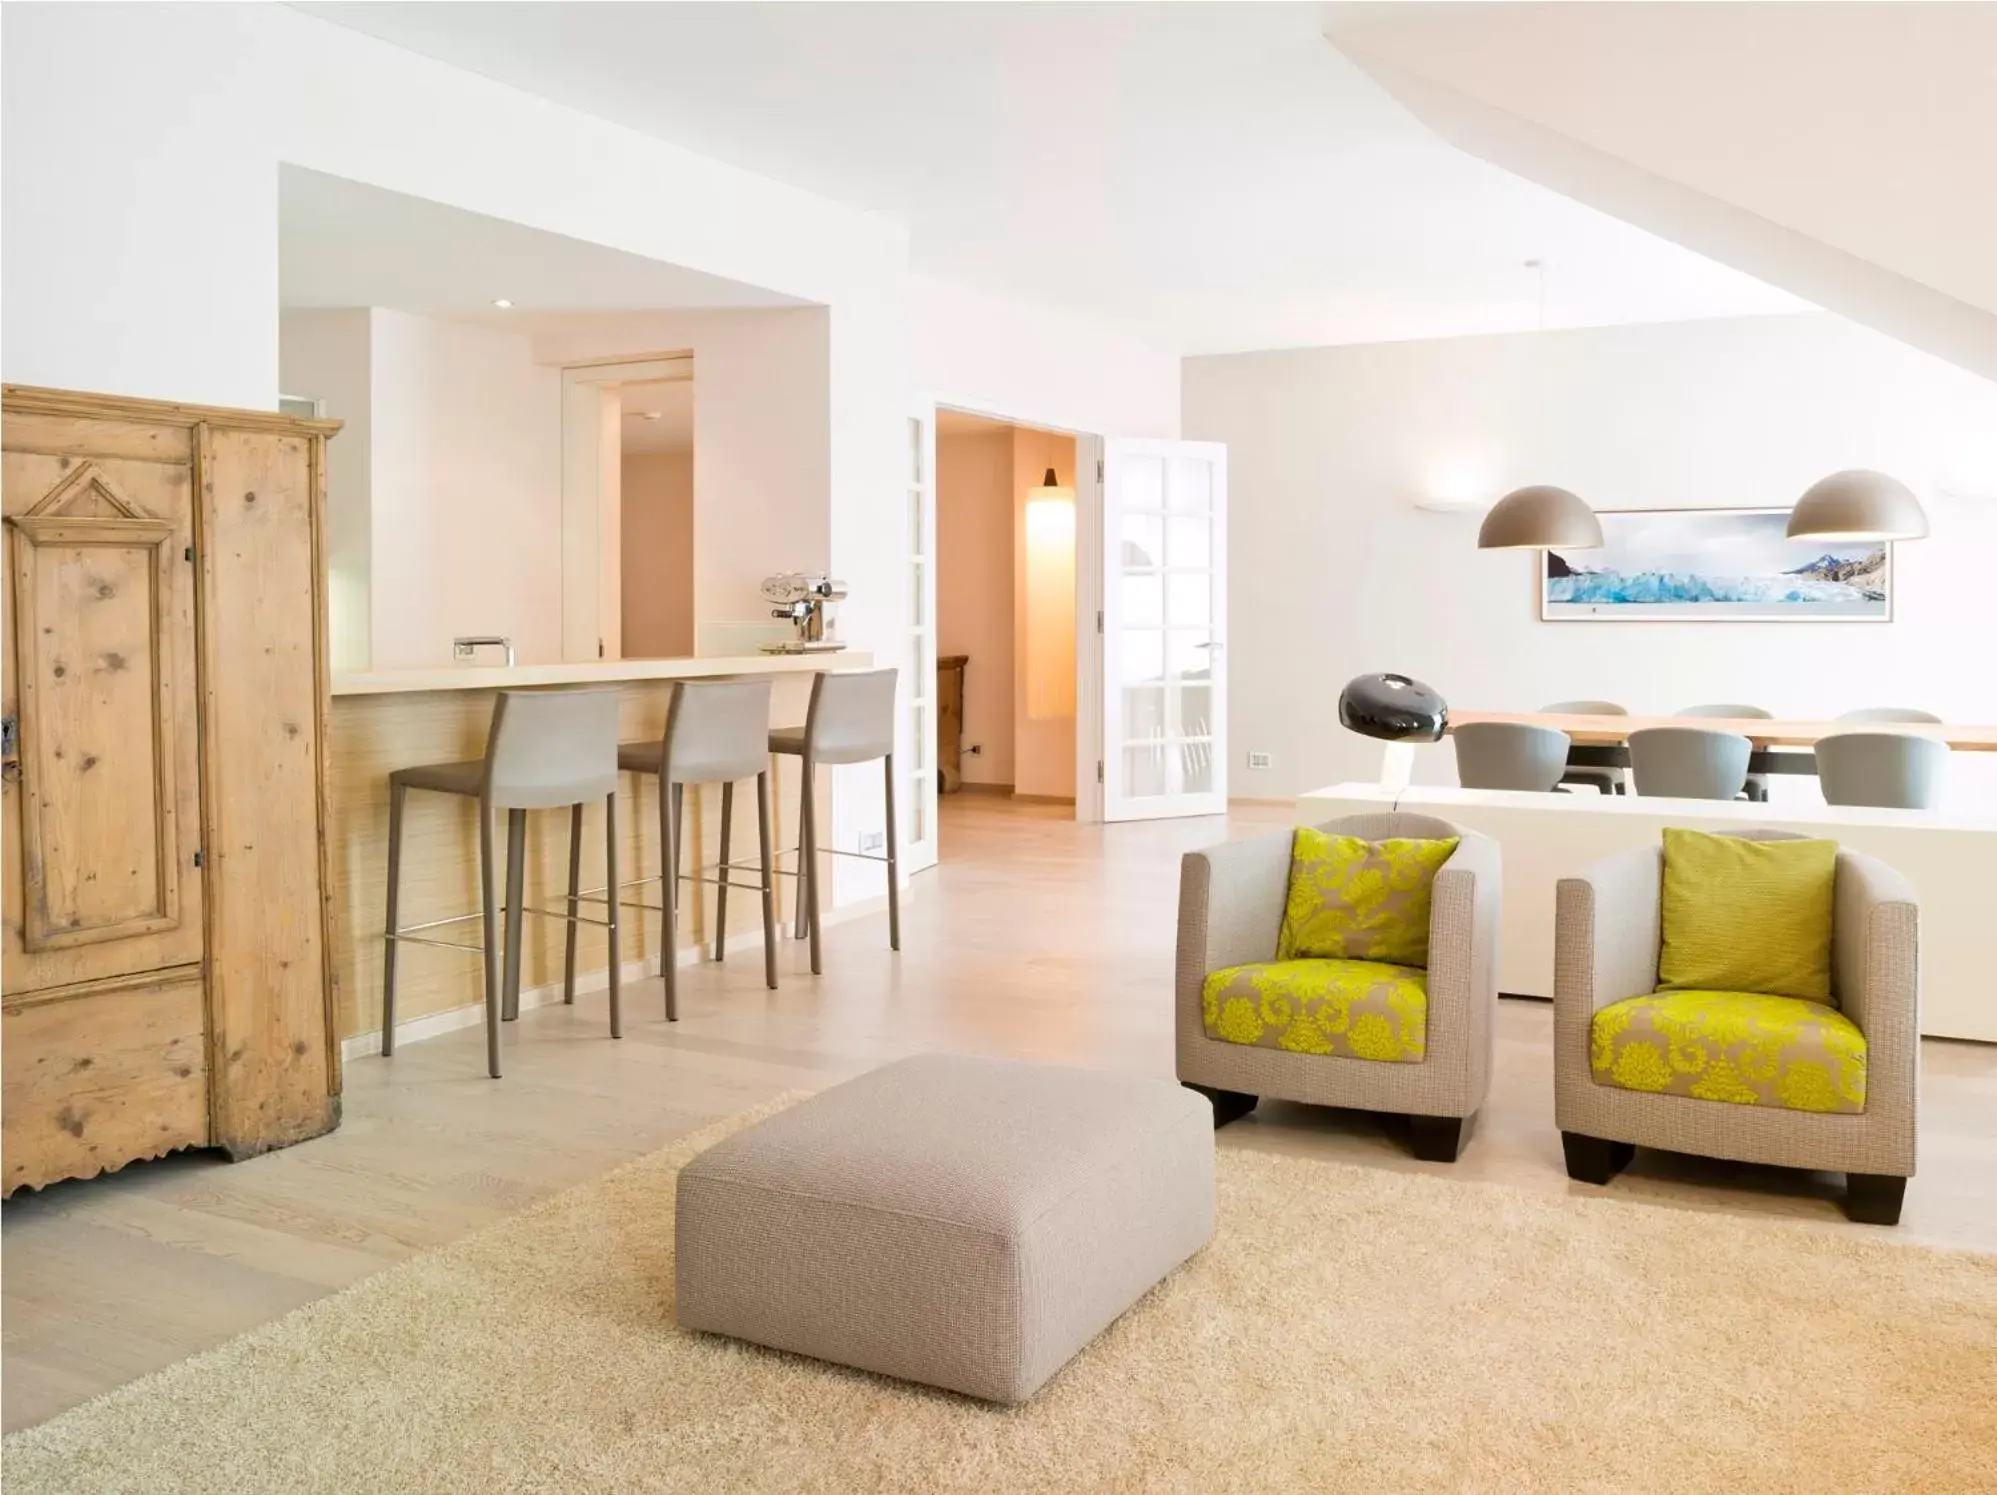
[756,770,777,990]
[803,756,823,975]
[713,781,734,961]
[605,791,622,1039]
[660,772,679,1022]
[479,801,503,1079]
[382,780,407,1056]
[794,761,812,943]
[563,802,583,1003]
[883,751,901,952]
[501,806,527,1022]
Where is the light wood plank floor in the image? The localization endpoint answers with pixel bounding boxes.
[5,797,1994,1432]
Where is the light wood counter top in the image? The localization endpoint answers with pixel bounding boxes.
[332,652,870,697]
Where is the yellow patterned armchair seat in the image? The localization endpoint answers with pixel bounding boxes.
[1202,960,1428,1063]
[1555,830,1919,1225]
[1176,813,1500,1162]
[1590,990,1866,1115]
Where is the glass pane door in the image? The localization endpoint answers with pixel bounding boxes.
[901,407,940,871]
[1101,440,1227,821]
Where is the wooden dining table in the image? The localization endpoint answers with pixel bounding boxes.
[1447,710,1997,779]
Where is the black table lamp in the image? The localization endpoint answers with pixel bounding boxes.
[1339,674,1448,743]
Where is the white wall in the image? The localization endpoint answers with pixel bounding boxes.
[534,310,832,655]
[278,309,373,671]
[621,449,695,657]
[1185,313,1997,810]
[913,273,1181,440]
[936,431,1016,787]
[368,310,563,668]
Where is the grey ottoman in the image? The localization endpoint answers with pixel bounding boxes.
[675,1054,1216,1404]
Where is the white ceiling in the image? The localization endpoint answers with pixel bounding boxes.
[299,2,1807,354]
[619,378,695,455]
[279,166,804,321]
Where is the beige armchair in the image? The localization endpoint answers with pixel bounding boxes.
[1175,812,1500,1161]
[1555,830,1919,1224]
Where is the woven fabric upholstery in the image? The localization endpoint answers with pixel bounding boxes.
[675,1055,1214,1405]
[1554,843,1919,1176]
[1176,814,1499,1121]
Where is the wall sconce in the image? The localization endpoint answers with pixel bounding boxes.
[1024,467,1077,721]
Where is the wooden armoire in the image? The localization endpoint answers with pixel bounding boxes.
[2,385,343,1194]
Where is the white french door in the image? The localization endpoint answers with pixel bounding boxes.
[1091,438,1228,821]
[900,406,940,873]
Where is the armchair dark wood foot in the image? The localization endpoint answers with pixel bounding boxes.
[1844,1173,1907,1226]
[1183,1083,1257,1128]
[1409,1114,1471,1163]
[1562,1131,1636,1186]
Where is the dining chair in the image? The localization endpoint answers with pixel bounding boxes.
[1816,732,1948,810]
[1675,704,1774,801]
[1627,727,1752,801]
[1835,707,1943,724]
[1454,721,1571,791]
[1540,699,1629,794]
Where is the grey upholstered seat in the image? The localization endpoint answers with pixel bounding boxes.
[1553,829,1920,1223]
[1174,811,1501,1161]
[1675,704,1774,800]
[621,678,780,1016]
[767,669,902,974]
[1835,707,1943,724]
[676,1054,1215,1404]
[384,688,625,1077]
[1627,726,1752,800]
[1539,700,1630,794]
[1816,731,1948,810]
[1454,721,1571,791]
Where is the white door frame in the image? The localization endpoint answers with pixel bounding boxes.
[558,354,693,662]
[902,402,940,874]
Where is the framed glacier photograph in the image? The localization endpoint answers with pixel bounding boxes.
[1541,507,1892,622]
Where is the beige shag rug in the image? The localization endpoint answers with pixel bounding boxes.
[7,1098,1997,1495]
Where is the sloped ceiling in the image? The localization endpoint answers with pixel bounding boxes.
[1326,2,1997,379]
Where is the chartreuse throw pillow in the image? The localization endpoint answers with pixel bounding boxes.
[1657,828,1837,1004]
[1276,827,1460,968]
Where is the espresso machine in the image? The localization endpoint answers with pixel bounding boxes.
[760,572,850,654]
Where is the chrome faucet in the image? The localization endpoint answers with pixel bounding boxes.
[453,635,516,667]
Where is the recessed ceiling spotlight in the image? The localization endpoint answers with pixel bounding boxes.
[492,298,513,309]
[641,411,664,421]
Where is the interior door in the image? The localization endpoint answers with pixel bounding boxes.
[900,405,939,873]
[1095,438,1228,821]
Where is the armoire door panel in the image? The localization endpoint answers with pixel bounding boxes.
[198,426,339,1152]
[2,449,204,992]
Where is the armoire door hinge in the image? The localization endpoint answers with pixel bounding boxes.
[192,849,204,868]
[1096,760,1104,784]
[185,546,194,562]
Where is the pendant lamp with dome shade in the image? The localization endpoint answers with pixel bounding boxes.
[1786,469,1929,542]
[1476,485,1604,550]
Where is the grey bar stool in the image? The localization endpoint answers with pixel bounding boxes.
[382,688,624,1078]
[1539,699,1629,794]
[1676,703,1775,801]
[1817,731,1948,809]
[1837,707,1943,724]
[768,668,901,976]
[1628,726,1753,800]
[1454,721,1571,791]
[615,678,779,1021]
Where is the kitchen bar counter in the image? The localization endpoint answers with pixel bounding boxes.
[328,654,870,1051]
[334,652,853,696]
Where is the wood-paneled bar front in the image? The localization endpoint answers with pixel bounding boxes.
[329,655,867,1048]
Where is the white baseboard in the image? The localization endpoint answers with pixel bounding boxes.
[342,893,895,1062]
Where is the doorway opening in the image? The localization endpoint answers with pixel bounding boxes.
[932,409,1081,859]
[618,378,696,657]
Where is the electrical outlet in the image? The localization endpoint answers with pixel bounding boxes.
[1247,751,1273,770]
[860,831,885,853]
[966,742,984,756]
